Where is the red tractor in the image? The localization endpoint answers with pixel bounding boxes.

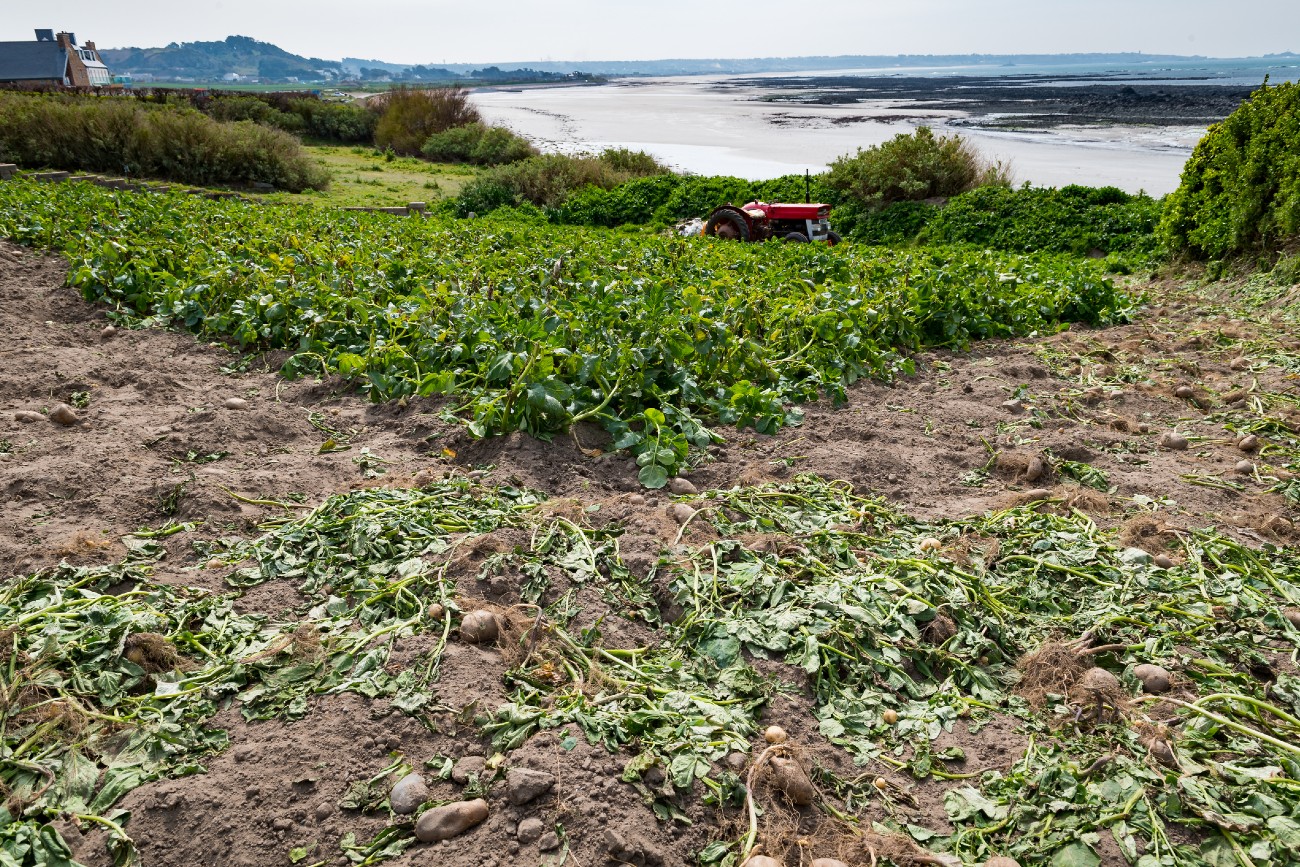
[704,200,841,245]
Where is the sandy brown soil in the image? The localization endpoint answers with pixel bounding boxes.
[3,241,1298,867]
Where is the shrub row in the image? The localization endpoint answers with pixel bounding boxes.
[0,92,328,192]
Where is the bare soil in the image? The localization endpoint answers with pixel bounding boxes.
[3,242,1297,866]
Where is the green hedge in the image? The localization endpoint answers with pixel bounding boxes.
[1161,79,1300,259]
[0,93,328,192]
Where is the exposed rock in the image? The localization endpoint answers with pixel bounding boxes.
[451,755,486,785]
[516,817,544,844]
[504,767,555,805]
[389,772,429,815]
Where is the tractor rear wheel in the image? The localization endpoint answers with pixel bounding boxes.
[827,231,842,246]
[705,209,750,242]
[783,232,809,243]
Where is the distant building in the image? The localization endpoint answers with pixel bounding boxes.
[0,29,113,87]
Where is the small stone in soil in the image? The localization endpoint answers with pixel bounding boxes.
[516,817,544,844]
[538,832,560,852]
[48,404,78,426]
[389,772,429,815]
[224,397,250,411]
[1000,399,1024,413]
[314,802,334,822]
[505,767,556,805]
[451,755,486,785]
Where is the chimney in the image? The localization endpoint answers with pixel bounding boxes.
[85,41,97,51]
[56,32,73,49]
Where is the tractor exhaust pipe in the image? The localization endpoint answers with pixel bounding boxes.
[805,169,811,204]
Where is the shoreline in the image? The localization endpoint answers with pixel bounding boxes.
[474,73,1215,193]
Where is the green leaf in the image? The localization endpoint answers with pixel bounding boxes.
[1049,842,1101,867]
[638,464,669,489]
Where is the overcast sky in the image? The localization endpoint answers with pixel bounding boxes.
[5,1,1297,64]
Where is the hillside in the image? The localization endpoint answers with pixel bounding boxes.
[99,34,343,82]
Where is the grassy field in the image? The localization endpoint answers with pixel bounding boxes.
[263,144,480,208]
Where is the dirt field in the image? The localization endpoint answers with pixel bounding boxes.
[3,241,1298,867]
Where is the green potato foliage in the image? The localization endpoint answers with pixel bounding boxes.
[0,179,1128,485]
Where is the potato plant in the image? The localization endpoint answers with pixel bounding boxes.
[0,180,1128,487]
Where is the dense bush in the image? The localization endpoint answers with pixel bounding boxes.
[421,122,536,165]
[373,86,480,156]
[459,149,667,211]
[925,185,1163,256]
[206,95,304,131]
[287,99,376,143]
[0,93,328,191]
[827,127,1011,209]
[1161,79,1300,259]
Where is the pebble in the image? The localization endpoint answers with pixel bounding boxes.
[504,767,556,805]
[516,817,545,844]
[667,477,698,495]
[48,404,79,426]
[538,832,561,852]
[1000,399,1025,413]
[314,802,334,822]
[14,410,45,423]
[389,772,429,815]
[414,799,489,843]
[451,755,486,785]
[1235,460,1254,475]
[271,817,293,832]
[224,397,250,411]
[1157,431,1188,450]
[667,503,695,525]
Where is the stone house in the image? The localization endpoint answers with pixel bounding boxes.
[0,29,113,87]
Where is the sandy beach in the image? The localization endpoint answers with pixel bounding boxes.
[474,76,1209,194]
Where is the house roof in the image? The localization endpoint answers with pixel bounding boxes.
[0,41,67,81]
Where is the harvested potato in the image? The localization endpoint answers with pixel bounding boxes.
[768,756,815,805]
[459,610,501,644]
